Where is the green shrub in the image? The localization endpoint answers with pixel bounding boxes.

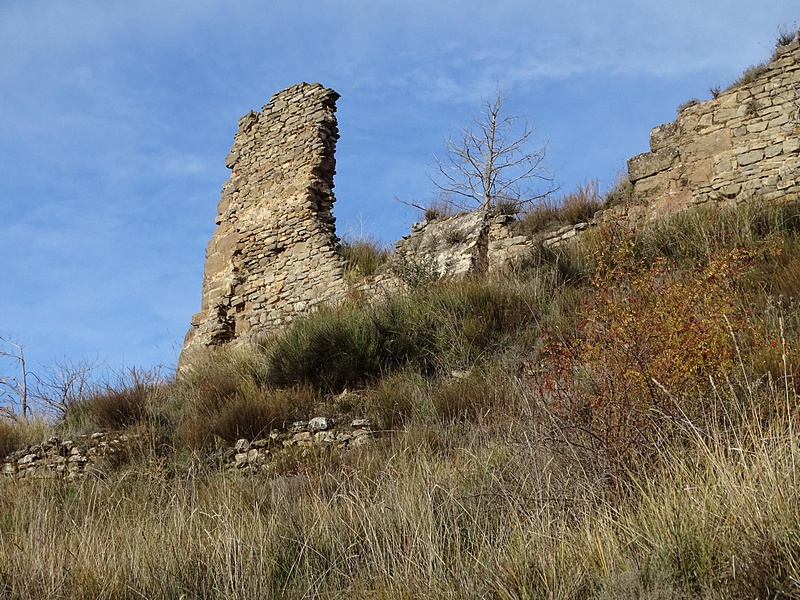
[267,308,385,391]
[393,254,441,288]
[266,280,541,392]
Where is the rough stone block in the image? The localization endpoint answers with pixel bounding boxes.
[628,148,677,182]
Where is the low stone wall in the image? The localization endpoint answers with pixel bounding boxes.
[1,432,143,480]
[1,417,377,481]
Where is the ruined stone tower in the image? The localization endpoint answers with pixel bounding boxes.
[180,83,348,367]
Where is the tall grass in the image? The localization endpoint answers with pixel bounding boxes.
[1,379,798,598]
[340,236,391,280]
[518,180,604,235]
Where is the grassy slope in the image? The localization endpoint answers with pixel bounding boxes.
[2,197,800,598]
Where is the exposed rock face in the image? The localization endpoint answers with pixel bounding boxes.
[394,211,534,278]
[180,83,348,368]
[395,210,491,278]
[628,40,800,217]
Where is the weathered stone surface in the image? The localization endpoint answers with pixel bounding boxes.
[394,210,490,279]
[394,210,535,278]
[179,83,348,368]
[308,416,332,433]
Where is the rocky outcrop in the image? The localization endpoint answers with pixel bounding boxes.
[394,211,536,278]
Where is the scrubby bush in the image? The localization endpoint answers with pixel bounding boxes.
[266,280,542,392]
[517,180,603,235]
[393,254,441,288]
[340,237,390,279]
[267,307,389,391]
[542,205,787,458]
[67,368,163,431]
[181,385,318,449]
[729,62,769,89]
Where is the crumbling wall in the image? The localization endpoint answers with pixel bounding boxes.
[628,39,800,217]
[180,83,347,367]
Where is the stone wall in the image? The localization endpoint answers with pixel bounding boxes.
[180,83,348,367]
[1,417,376,480]
[628,39,800,217]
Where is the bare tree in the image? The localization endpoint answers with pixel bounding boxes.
[433,90,555,212]
[32,358,100,419]
[0,337,29,421]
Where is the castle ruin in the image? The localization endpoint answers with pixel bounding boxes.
[180,40,799,367]
[180,83,348,367]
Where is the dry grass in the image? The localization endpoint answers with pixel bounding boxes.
[0,381,798,598]
[518,180,604,235]
[340,236,391,280]
[0,417,64,459]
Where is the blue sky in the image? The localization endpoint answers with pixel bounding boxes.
[1,0,797,380]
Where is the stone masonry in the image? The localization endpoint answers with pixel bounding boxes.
[180,83,347,368]
[628,39,800,217]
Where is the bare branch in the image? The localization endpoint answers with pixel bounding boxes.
[31,358,101,418]
[0,336,28,421]
[431,89,555,212]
